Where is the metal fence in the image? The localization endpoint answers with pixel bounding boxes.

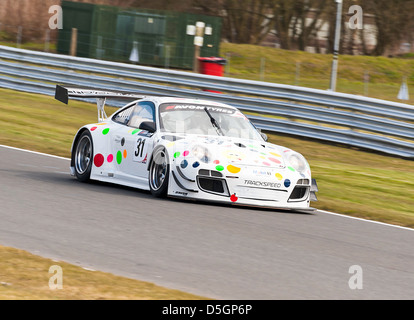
[0,45,413,159]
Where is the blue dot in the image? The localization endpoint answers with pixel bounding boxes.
[284,179,291,188]
[192,161,200,168]
[180,160,188,169]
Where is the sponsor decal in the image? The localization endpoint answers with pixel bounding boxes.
[253,169,272,176]
[162,104,235,114]
[244,180,282,188]
[174,191,188,196]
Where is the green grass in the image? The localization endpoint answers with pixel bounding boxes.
[0,245,207,299]
[0,87,413,228]
[220,43,414,104]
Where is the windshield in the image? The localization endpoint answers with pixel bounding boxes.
[159,103,264,141]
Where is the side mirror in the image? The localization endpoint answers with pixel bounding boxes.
[139,121,156,133]
[256,127,268,141]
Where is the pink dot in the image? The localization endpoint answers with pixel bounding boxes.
[107,154,113,163]
[263,161,271,166]
[269,157,281,164]
[90,126,97,131]
[183,150,189,156]
[213,160,220,164]
[94,154,104,167]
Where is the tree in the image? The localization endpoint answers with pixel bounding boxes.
[364,0,414,55]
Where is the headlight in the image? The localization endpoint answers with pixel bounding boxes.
[288,153,308,173]
[191,145,211,163]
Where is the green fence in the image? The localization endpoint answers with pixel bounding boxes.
[57,1,222,69]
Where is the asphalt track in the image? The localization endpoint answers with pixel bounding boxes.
[0,145,413,299]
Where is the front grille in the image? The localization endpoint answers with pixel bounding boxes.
[198,169,223,177]
[197,176,229,196]
[297,179,310,185]
[288,186,309,202]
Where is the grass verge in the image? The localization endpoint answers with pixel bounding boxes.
[220,43,414,104]
[0,88,413,228]
[0,245,206,299]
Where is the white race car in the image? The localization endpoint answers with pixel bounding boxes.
[56,85,317,211]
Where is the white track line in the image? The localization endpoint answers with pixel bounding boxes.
[317,209,413,232]
[0,144,70,161]
[1,144,412,231]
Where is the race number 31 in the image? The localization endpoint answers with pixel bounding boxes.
[134,137,148,162]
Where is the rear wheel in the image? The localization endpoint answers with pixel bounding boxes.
[73,130,93,182]
[149,148,169,197]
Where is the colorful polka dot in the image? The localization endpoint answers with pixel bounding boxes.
[213,160,220,164]
[288,166,295,172]
[90,126,97,131]
[180,160,188,168]
[192,161,200,168]
[263,162,271,166]
[174,152,180,158]
[132,129,140,135]
[270,152,281,157]
[183,150,189,157]
[269,157,281,164]
[93,153,104,167]
[230,194,238,202]
[107,154,113,163]
[116,151,122,164]
[227,165,241,174]
[284,179,291,188]
[215,165,224,171]
[123,149,127,158]
[275,173,283,180]
[102,128,110,135]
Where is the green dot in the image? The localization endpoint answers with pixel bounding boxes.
[132,129,140,135]
[102,128,110,135]
[174,152,180,158]
[216,165,224,171]
[116,151,122,164]
[288,166,295,172]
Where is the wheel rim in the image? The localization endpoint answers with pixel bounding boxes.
[150,150,167,191]
[75,135,92,175]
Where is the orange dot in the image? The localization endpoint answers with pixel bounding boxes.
[227,165,241,174]
[123,149,127,158]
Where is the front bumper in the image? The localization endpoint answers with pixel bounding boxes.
[168,160,317,210]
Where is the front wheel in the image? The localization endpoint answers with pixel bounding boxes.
[149,148,169,197]
[73,130,93,182]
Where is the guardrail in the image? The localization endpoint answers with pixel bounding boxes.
[0,45,413,158]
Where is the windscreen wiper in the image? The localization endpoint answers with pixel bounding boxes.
[204,107,224,136]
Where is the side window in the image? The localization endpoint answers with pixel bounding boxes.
[127,101,155,128]
[112,104,135,125]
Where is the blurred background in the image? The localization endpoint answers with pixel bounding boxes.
[0,0,413,101]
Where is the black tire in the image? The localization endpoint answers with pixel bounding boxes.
[73,130,93,182]
[149,147,169,197]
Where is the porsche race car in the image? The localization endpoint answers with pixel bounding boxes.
[55,85,318,211]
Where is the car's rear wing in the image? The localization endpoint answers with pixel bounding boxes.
[54,85,146,122]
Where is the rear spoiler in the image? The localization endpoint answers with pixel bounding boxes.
[54,85,146,122]
[54,85,145,104]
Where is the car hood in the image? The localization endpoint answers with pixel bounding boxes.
[162,134,291,169]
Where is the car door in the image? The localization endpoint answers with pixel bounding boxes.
[111,101,156,182]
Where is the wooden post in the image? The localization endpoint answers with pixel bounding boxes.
[193,45,200,73]
[70,28,78,56]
